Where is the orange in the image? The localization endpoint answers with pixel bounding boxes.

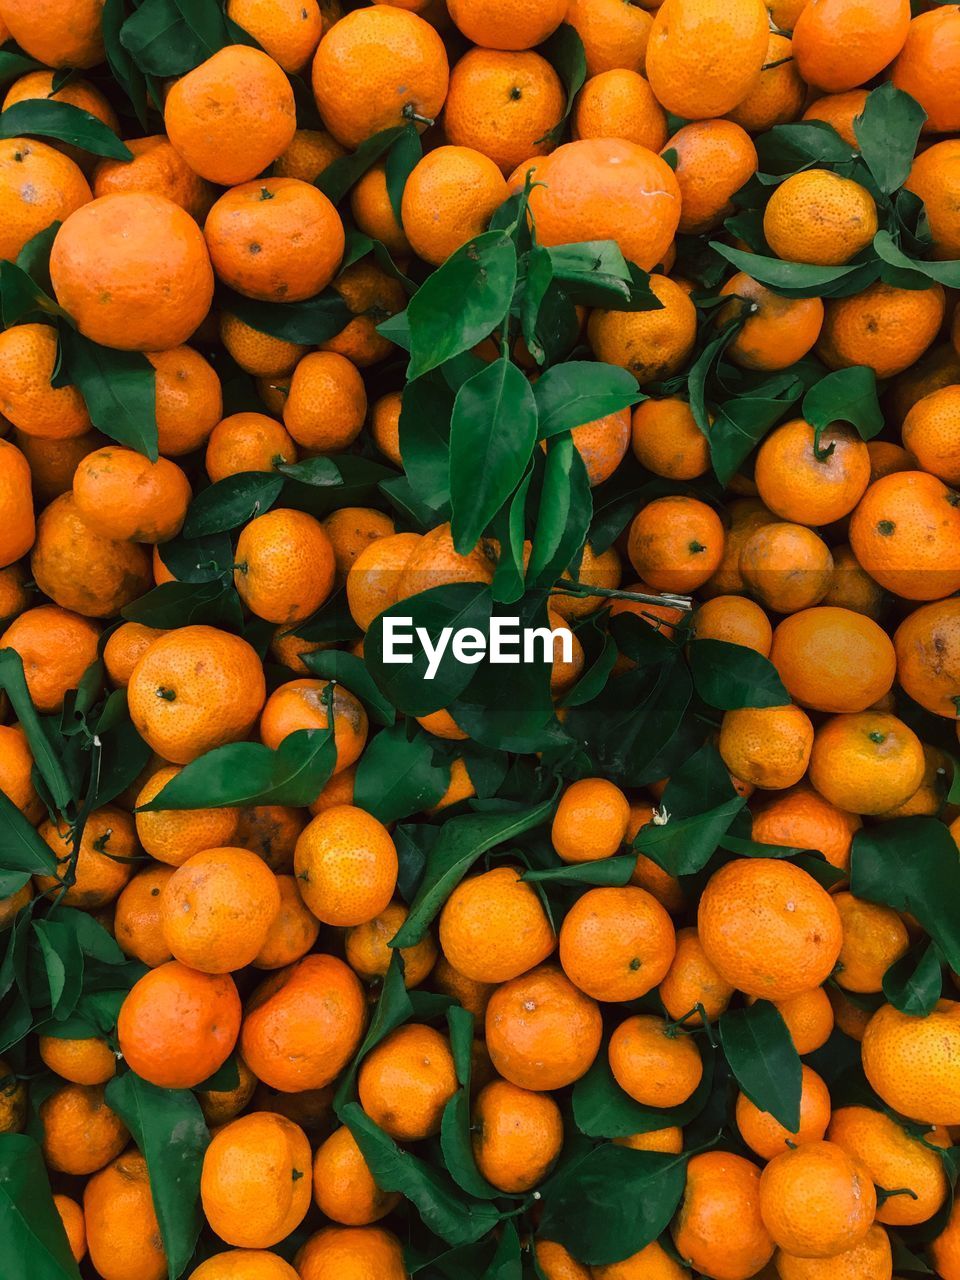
[529,140,680,272]
[894,599,960,717]
[347,532,423,630]
[558,885,676,1002]
[817,282,945,380]
[34,806,135,909]
[769,607,895,713]
[92,135,215,223]
[754,419,870,525]
[807,711,926,815]
[552,542,623,621]
[16,425,106,503]
[114,865,175,968]
[905,141,960,260]
[73,446,190,544]
[698,858,842,999]
[0,138,91,264]
[0,1058,26,1133]
[646,0,770,120]
[226,0,323,72]
[345,901,437,987]
[485,964,602,1091]
[739,521,834,614]
[758,1140,876,1259]
[369,391,403,467]
[820,544,884,620]
[430,955,494,1024]
[763,169,878,266]
[128,626,266,764]
[50,193,214,352]
[828,1105,950,1227]
[205,412,298,481]
[672,1151,774,1280]
[774,1225,892,1280]
[294,804,397,927]
[565,0,654,77]
[0,322,91,439]
[850,470,960,601]
[891,6,960,135]
[0,723,42,823]
[833,892,909,993]
[135,766,239,866]
[165,46,296,185]
[934,1200,960,1280]
[118,960,241,1089]
[439,865,555,983]
[205,178,343,302]
[234,508,335,624]
[358,1022,457,1140]
[551,777,630,862]
[312,1125,400,1226]
[751,784,860,873]
[146,346,222,457]
[573,70,667,152]
[53,1194,86,1265]
[793,0,909,92]
[718,704,814,791]
[241,953,365,1091]
[801,89,868,146]
[39,1083,128,1175]
[701,497,776,598]
[720,274,824,373]
[295,1227,406,1280]
[260,677,368,771]
[0,604,99,713]
[565,407,631,486]
[880,741,949,819]
[401,146,507,268]
[282,350,367,451]
[396,521,496,599]
[737,1064,831,1161]
[251,873,319,969]
[0,562,29,623]
[0,438,33,568]
[630,398,709,481]
[862,999,960,1125]
[38,1035,116,1086]
[349,165,411,256]
[447,0,565,48]
[189,1253,299,1280]
[727,32,806,132]
[443,49,563,177]
[322,507,396,579]
[666,120,757,235]
[902,385,960,484]
[0,0,105,68]
[691,595,772,655]
[609,1013,703,1107]
[202,1112,311,1249]
[761,988,834,1056]
[274,128,346,182]
[628,495,724,593]
[472,1079,563,1192]
[320,262,406,368]
[84,1152,166,1280]
[592,1242,689,1280]
[312,6,449,148]
[270,631,332,679]
[658,926,735,1025]
[614,1128,684,1155]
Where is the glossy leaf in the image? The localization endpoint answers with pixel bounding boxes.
[0,650,73,813]
[316,125,408,204]
[0,1134,81,1280]
[0,793,57,879]
[533,361,640,439]
[854,83,927,195]
[719,1001,802,1131]
[353,725,450,824]
[0,101,131,160]
[301,649,397,727]
[689,639,790,710]
[525,436,593,589]
[398,377,455,512]
[219,288,351,344]
[802,366,883,442]
[710,242,864,296]
[385,124,422,221]
[182,472,284,537]
[440,1006,501,1199]
[121,580,242,631]
[522,856,634,886]
[56,327,158,460]
[882,941,943,1018]
[572,1040,715,1139]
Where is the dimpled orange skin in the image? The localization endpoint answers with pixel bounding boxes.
[39,1084,128,1175]
[0,139,91,263]
[565,0,654,76]
[205,412,298,481]
[528,139,680,272]
[902,384,960,486]
[801,88,868,146]
[551,777,631,863]
[691,595,772,656]
[128,625,267,765]
[751,785,860,873]
[736,1065,832,1162]
[53,1194,86,1265]
[892,6,960,135]
[135,766,239,867]
[447,0,564,49]
[0,438,33,567]
[0,724,42,823]
[346,901,436,986]
[698,858,842,1000]
[755,419,871,526]
[72,447,191,544]
[295,1226,407,1280]
[260,678,368,774]
[165,46,296,185]
[646,0,769,120]
[254,874,320,969]
[764,170,878,267]
[759,1141,877,1259]
[609,1014,703,1107]
[240,953,366,1092]
[35,806,135,908]
[659,926,735,1025]
[485,964,602,1091]
[118,961,241,1089]
[347,532,422,631]
[92,135,216,223]
[769,607,896,714]
[312,1125,400,1226]
[775,1225,892,1280]
[0,72,119,148]
[320,262,407,368]
[593,1242,690,1280]
[792,0,909,92]
[818,282,945,381]
[221,313,305,377]
[438,866,555,984]
[763,989,835,1057]
[471,1079,563,1192]
[283,350,367,452]
[114,866,175,968]
[0,323,91,439]
[934,1200,960,1280]
[727,31,806,133]
[0,0,104,67]
[401,146,507,268]
[559,886,676,1003]
[833,893,909,993]
[573,69,668,152]
[49,193,214,352]
[312,6,449,148]
[739,521,834,614]
[718,704,814,790]
[905,142,960,260]
[535,1239,593,1280]
[894,598,960,717]
[808,711,925,815]
[822,549,886,618]
[104,622,168,688]
[672,1151,773,1280]
[226,0,323,73]
[0,605,100,713]
[204,179,344,302]
[629,495,725,594]
[84,1152,167,1280]
[358,1023,457,1141]
[666,121,757,235]
[850,470,960,601]
[233,508,335,625]
[294,804,397,927]
[828,1106,950,1227]
[39,1035,115,1087]
[188,1252,300,1280]
[718,274,824,373]
[862,999,960,1125]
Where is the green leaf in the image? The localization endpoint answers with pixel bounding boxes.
[440,1006,501,1199]
[119,0,207,76]
[533,361,640,439]
[802,366,884,442]
[634,795,746,876]
[719,1001,802,1131]
[489,463,532,605]
[353,725,450,824]
[0,650,73,814]
[316,126,408,204]
[545,241,640,308]
[16,223,59,297]
[689,639,790,710]
[538,1144,687,1267]
[449,357,538,555]
[219,288,351,344]
[385,124,422,222]
[525,436,592,589]
[182,472,283,538]
[172,0,231,54]
[0,260,67,328]
[854,83,926,195]
[0,793,57,878]
[102,0,149,128]
[850,817,960,973]
[710,242,863,296]
[873,228,960,288]
[31,920,83,1018]
[522,855,634,886]
[709,386,803,487]
[882,941,943,1018]
[334,953,415,1113]
[0,1134,81,1280]
[300,649,396,728]
[572,1044,715,1139]
[343,1103,501,1246]
[105,1072,209,1280]
[121,580,242,630]
[136,728,336,810]
[391,790,558,946]
[56,327,158,461]
[0,101,131,160]
[398,378,455,512]
[755,121,856,177]
[404,231,518,380]
[537,23,586,142]
[0,50,44,87]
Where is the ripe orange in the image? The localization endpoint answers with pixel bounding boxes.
[573,70,667,152]
[396,521,496,599]
[792,0,910,92]
[739,521,834,613]
[472,1079,563,1192]
[763,169,878,266]
[274,128,347,183]
[558,885,676,1002]
[727,32,806,132]
[891,6,960,135]
[818,282,945,380]
[801,88,868,146]
[358,1023,457,1140]
[260,677,368,771]
[345,900,437,987]
[905,140,960,260]
[113,866,175,968]
[0,723,42,823]
[73,446,191,544]
[205,412,298,481]
[718,703,814,790]
[447,0,564,48]
[84,1153,166,1280]
[894,598,960,717]
[147,346,223,457]
[320,263,406,368]
[188,1253,298,1280]
[226,0,323,72]
[658,926,735,1025]
[672,1152,774,1280]
[862,999,960,1125]
[902,384,960,484]
[0,604,100,712]
[0,0,105,69]
[692,595,772,656]
[589,275,697,383]
[35,806,135,909]
[833,892,909,993]
[0,438,33,568]
[808,710,926,815]
[294,805,397,927]
[551,777,630,862]
[628,495,724,593]
[736,1064,831,1161]
[295,1227,406,1280]
[92,135,215,223]
[312,1125,400,1226]
[282,350,367,451]
[774,1226,892,1280]
[754,418,870,526]
[759,1140,876,1259]
[718,273,824,372]
[485,965,602,1091]
[751,784,860,873]
[666,120,757,235]
[646,0,769,119]
[762,987,835,1056]
[0,139,91,264]
[565,0,654,77]
[234,508,335,624]
[347,532,422,631]
[52,1194,85,1265]
[850,470,960,601]
[201,1112,312,1248]
[135,765,239,866]
[439,865,555,983]
[828,1105,950,1227]
[769,606,895,713]
[253,874,320,969]
[0,323,91,439]
[609,1013,703,1107]
[350,164,411,256]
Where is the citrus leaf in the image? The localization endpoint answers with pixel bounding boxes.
[525,436,593,589]
[316,125,408,204]
[0,260,68,328]
[182,472,284,537]
[634,794,746,876]
[218,288,351,344]
[172,0,231,54]
[0,101,131,160]
[537,23,586,142]
[882,941,942,1018]
[873,229,960,288]
[0,793,57,878]
[0,50,44,86]
[385,124,422,222]
[398,377,454,512]
[0,1134,81,1280]
[119,0,207,75]
[353,725,450,824]
[710,241,864,295]
[55,327,158,460]
[688,639,790,710]
[440,1006,501,1200]
[333,953,415,1114]
[533,361,640,439]
[709,386,803,487]
[31,920,83,1019]
[854,83,926,195]
[521,855,634,886]
[121,580,243,630]
[0,650,73,813]
[802,366,883,441]
[489,462,532,605]
[719,1001,802,1131]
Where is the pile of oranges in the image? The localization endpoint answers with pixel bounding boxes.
[4,0,960,1278]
